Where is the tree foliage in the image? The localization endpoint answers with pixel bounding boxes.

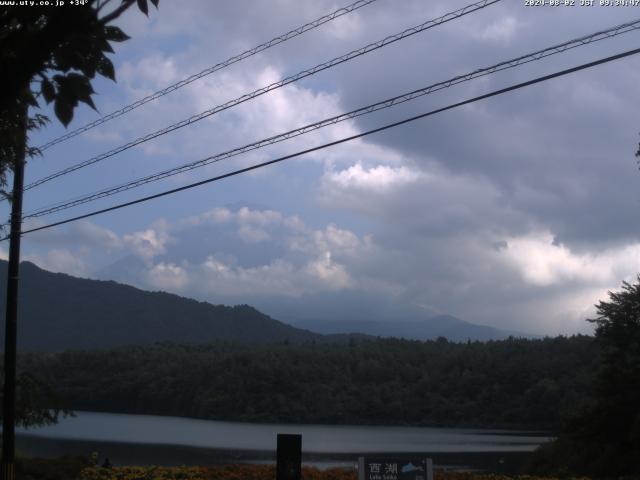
[0,370,70,428]
[19,335,596,431]
[0,0,159,192]
[0,0,159,428]
[529,277,640,477]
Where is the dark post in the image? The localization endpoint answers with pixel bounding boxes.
[1,105,27,480]
[276,434,301,480]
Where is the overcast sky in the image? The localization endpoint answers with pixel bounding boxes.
[3,0,640,335]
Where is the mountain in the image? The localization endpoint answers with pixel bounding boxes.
[0,260,527,352]
[245,290,529,341]
[0,260,320,351]
[290,316,525,342]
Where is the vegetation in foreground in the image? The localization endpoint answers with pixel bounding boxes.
[15,459,595,480]
[527,278,640,478]
[76,465,594,480]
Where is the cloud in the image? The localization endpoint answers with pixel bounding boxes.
[236,206,283,227]
[324,163,422,192]
[26,221,121,251]
[123,221,172,261]
[147,262,189,290]
[16,0,640,338]
[24,249,88,277]
[98,207,365,298]
[476,16,520,43]
[500,232,640,288]
[237,224,270,244]
[305,251,351,289]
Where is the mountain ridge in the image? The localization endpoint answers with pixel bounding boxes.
[0,260,321,351]
[0,260,526,351]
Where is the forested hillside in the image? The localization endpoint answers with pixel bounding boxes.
[20,335,596,430]
[0,261,320,350]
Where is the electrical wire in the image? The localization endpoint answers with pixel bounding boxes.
[22,0,501,193]
[8,46,639,241]
[36,0,381,152]
[20,18,640,220]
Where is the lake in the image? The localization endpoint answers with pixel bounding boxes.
[16,411,551,471]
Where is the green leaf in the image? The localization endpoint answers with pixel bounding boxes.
[137,0,148,16]
[54,99,74,127]
[81,94,97,111]
[75,51,98,79]
[96,57,115,81]
[99,37,115,53]
[41,78,55,104]
[52,46,74,71]
[60,73,97,111]
[104,25,130,42]
[27,113,49,130]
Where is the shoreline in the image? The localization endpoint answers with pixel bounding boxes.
[17,434,535,473]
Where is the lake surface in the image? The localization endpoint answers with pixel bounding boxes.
[16,411,551,470]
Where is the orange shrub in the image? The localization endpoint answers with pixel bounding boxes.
[78,465,590,480]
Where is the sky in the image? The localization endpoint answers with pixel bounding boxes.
[3,0,640,336]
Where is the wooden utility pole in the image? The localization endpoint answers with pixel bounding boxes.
[1,105,27,480]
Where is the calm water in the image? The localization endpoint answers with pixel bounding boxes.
[16,411,551,469]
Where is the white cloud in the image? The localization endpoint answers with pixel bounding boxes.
[236,206,283,227]
[500,232,640,287]
[24,249,88,277]
[119,54,181,94]
[476,17,520,43]
[193,252,352,297]
[305,251,351,289]
[72,222,122,250]
[101,207,367,298]
[198,256,299,296]
[237,224,270,243]
[322,7,364,40]
[147,262,189,290]
[17,0,640,338]
[123,222,172,261]
[185,207,233,227]
[324,163,422,192]
[27,221,122,251]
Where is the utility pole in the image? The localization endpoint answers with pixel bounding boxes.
[1,105,27,480]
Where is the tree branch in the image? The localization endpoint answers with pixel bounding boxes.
[99,0,135,25]
[96,0,116,14]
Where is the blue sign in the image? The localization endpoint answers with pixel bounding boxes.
[358,457,433,480]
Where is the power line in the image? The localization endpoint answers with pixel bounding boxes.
[35,0,380,152]
[20,18,640,220]
[9,46,640,241]
[22,0,500,193]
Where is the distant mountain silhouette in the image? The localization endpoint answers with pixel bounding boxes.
[291,316,528,342]
[0,260,528,352]
[249,291,531,341]
[0,260,320,351]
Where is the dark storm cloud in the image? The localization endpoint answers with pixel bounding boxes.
[18,0,640,336]
[325,2,640,248]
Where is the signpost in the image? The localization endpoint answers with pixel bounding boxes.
[276,434,301,480]
[358,457,433,480]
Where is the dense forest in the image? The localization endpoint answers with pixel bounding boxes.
[19,335,595,430]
